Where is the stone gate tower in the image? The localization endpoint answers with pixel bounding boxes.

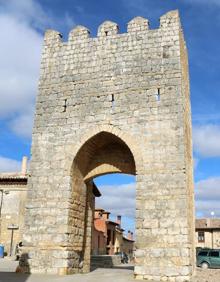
[20,10,195,281]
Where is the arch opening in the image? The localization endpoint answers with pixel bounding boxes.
[92,173,136,266]
[72,131,136,181]
[69,131,137,273]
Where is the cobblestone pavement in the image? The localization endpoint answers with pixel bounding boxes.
[0,259,220,282]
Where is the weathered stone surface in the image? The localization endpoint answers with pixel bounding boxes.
[20,9,195,281]
[0,160,28,256]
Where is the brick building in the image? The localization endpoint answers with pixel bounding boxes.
[92,208,134,257]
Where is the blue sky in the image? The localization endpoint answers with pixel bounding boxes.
[0,0,220,232]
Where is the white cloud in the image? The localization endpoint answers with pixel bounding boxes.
[195,177,220,217]
[0,0,50,29]
[9,107,34,139]
[0,0,76,31]
[0,0,76,139]
[95,183,136,218]
[193,124,220,157]
[0,156,21,172]
[0,14,42,116]
[0,1,43,139]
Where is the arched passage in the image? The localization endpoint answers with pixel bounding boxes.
[68,131,137,272]
[74,131,136,180]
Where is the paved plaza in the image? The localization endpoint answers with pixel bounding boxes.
[0,259,136,282]
[1,259,220,282]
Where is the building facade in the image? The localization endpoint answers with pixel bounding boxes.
[92,209,134,257]
[0,157,28,256]
[196,219,220,249]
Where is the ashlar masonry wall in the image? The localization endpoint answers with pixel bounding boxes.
[20,10,195,281]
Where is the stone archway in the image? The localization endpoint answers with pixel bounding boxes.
[72,131,136,180]
[68,130,137,272]
[66,124,144,177]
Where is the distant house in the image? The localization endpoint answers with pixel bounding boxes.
[0,157,28,255]
[122,230,134,256]
[196,218,220,249]
[92,208,134,257]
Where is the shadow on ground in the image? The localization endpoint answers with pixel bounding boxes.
[90,254,135,272]
[0,256,136,282]
[0,253,30,282]
[91,264,134,272]
[0,272,29,282]
[110,265,134,270]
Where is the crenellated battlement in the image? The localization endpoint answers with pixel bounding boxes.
[127,16,149,33]
[97,21,119,37]
[43,10,181,45]
[69,25,90,41]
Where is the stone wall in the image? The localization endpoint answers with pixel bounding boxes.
[0,181,27,255]
[21,10,194,281]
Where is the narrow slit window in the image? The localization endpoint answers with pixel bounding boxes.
[111,94,115,109]
[63,99,67,112]
[105,31,108,36]
[156,88,160,101]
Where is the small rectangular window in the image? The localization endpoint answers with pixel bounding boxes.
[198,231,205,243]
